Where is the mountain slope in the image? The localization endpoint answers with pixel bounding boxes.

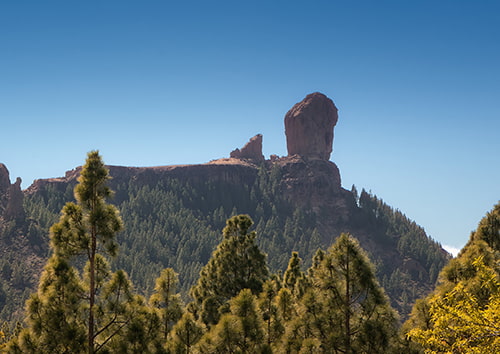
[17,156,448,318]
[0,92,450,322]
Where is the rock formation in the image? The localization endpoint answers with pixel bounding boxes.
[230,134,264,161]
[0,163,10,200]
[0,163,13,215]
[0,164,25,222]
[5,177,25,222]
[0,92,449,322]
[284,92,338,160]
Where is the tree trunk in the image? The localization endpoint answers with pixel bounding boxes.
[88,227,96,354]
[345,245,351,353]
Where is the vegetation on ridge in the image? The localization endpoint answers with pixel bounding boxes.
[0,156,449,327]
[1,151,499,352]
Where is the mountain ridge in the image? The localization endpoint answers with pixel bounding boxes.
[0,92,450,322]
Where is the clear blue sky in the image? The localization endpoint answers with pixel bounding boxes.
[1,1,499,255]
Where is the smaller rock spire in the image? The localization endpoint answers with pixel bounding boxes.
[230,134,264,161]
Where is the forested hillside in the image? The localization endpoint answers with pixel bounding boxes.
[0,93,451,332]
[2,153,404,352]
[0,156,449,326]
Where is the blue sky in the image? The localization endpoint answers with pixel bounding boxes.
[1,1,499,254]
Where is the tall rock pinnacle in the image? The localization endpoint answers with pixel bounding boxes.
[0,163,10,196]
[0,163,25,222]
[284,92,338,160]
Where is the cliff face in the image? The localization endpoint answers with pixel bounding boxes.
[0,164,11,217]
[0,165,45,322]
[25,92,344,216]
[0,164,25,223]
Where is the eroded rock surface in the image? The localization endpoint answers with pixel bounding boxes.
[285,92,338,160]
[0,164,25,222]
[0,163,10,200]
[230,134,264,161]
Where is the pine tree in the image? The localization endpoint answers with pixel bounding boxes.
[408,256,500,352]
[275,287,295,323]
[196,289,267,353]
[149,268,183,340]
[283,252,304,295]
[258,279,284,348]
[189,214,269,326]
[95,270,164,353]
[405,202,500,352]
[7,255,86,353]
[50,151,123,353]
[470,202,500,252]
[7,151,145,354]
[167,312,205,353]
[285,233,399,353]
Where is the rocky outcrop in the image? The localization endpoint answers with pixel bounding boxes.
[0,163,10,201]
[0,164,25,222]
[5,177,25,222]
[230,134,264,161]
[274,156,352,224]
[284,92,338,160]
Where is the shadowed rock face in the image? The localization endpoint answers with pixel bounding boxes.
[0,164,25,222]
[0,164,10,198]
[5,177,24,222]
[285,92,338,160]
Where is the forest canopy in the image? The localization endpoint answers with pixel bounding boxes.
[5,151,494,353]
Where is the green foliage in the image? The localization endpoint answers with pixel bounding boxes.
[166,312,205,353]
[358,189,450,316]
[196,289,267,353]
[258,280,284,347]
[405,201,500,353]
[283,252,304,295]
[189,214,269,326]
[7,204,409,352]
[282,233,400,353]
[8,163,450,328]
[1,152,463,351]
[408,256,500,353]
[149,268,183,340]
[470,202,500,252]
[7,151,161,354]
[10,255,86,353]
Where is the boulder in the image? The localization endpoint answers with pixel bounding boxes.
[284,92,338,160]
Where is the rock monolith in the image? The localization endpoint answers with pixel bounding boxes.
[284,92,338,160]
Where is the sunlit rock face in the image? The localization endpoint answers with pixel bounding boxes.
[284,92,338,160]
[230,134,264,161]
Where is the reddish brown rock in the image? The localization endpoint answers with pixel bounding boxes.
[0,164,25,221]
[0,163,10,198]
[284,92,338,160]
[230,134,264,161]
[5,177,25,221]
